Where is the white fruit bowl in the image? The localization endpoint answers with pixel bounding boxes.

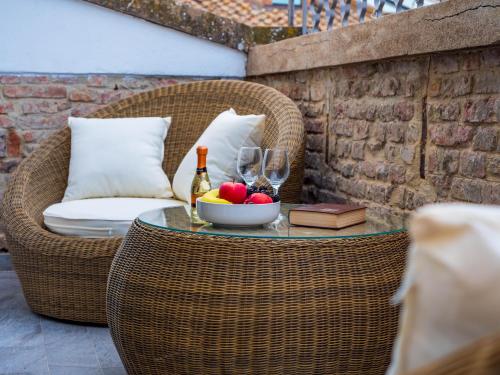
[196,199,281,227]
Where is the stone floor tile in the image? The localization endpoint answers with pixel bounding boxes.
[49,365,103,375]
[101,367,127,375]
[0,253,13,271]
[0,346,49,375]
[86,327,123,369]
[41,320,100,368]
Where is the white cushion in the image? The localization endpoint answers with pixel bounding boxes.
[44,198,185,238]
[63,116,173,202]
[172,108,265,202]
[387,203,500,375]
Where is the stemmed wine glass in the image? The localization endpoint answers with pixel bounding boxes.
[237,147,263,187]
[262,148,290,196]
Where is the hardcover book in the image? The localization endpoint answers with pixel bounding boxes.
[288,203,366,229]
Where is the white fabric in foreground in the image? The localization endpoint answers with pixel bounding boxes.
[387,203,500,375]
[172,108,265,203]
[44,198,185,238]
[63,116,173,201]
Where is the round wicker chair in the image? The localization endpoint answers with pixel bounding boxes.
[1,80,305,324]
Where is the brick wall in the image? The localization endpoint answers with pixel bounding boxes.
[0,74,198,249]
[252,46,500,224]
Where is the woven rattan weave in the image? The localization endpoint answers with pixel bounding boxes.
[1,80,305,324]
[107,215,409,374]
[408,332,500,375]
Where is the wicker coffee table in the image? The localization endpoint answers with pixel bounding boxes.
[107,204,409,375]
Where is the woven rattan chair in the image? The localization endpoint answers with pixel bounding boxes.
[1,80,305,324]
[408,332,500,375]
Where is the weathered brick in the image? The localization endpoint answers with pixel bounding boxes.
[351,141,365,160]
[332,122,353,137]
[481,182,500,204]
[0,102,14,114]
[377,104,396,122]
[474,71,500,94]
[304,118,324,134]
[406,123,420,144]
[481,48,500,68]
[0,117,13,128]
[473,127,498,151]
[303,101,324,118]
[386,123,406,143]
[450,178,486,203]
[0,158,21,173]
[118,77,151,90]
[433,55,460,74]
[428,148,459,175]
[404,189,427,210]
[394,101,414,121]
[459,151,486,179]
[335,139,351,158]
[366,183,392,204]
[464,97,496,123]
[304,169,322,186]
[21,100,70,114]
[70,104,101,117]
[310,83,325,101]
[428,78,441,97]
[3,85,67,99]
[304,151,323,169]
[384,144,401,163]
[359,161,376,179]
[17,114,68,129]
[97,90,128,104]
[87,75,107,87]
[0,76,20,84]
[0,129,6,157]
[452,76,473,97]
[429,175,453,198]
[487,156,500,176]
[389,164,406,184]
[461,53,481,71]
[69,89,97,102]
[339,162,356,178]
[7,129,21,157]
[372,77,400,97]
[352,121,369,140]
[428,102,460,122]
[429,123,473,146]
[306,134,324,152]
[400,145,416,165]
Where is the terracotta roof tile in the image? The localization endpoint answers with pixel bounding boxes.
[181,0,373,29]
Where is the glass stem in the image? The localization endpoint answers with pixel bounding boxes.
[272,186,279,196]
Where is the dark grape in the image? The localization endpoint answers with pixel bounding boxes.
[258,186,272,194]
[246,185,258,196]
[270,194,280,203]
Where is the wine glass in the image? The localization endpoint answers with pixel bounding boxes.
[262,148,290,196]
[237,147,262,187]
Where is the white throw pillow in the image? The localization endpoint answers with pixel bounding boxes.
[172,108,265,202]
[387,203,500,375]
[63,116,173,201]
[44,197,185,238]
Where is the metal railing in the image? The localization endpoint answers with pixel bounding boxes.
[289,0,441,34]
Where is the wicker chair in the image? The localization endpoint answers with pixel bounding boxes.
[407,332,500,375]
[1,80,305,324]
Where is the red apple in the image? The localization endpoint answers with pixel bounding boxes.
[244,193,273,204]
[219,182,247,204]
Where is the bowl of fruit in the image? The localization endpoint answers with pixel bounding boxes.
[197,182,280,227]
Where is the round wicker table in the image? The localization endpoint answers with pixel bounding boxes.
[107,204,409,375]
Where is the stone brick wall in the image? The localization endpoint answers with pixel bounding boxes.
[0,74,198,249]
[252,46,500,224]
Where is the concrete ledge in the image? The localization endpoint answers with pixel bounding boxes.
[84,0,300,51]
[247,0,500,75]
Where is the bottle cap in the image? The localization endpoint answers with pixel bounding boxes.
[196,145,208,155]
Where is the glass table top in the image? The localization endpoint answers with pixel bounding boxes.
[138,204,405,239]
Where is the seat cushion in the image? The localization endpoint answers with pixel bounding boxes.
[44,198,185,238]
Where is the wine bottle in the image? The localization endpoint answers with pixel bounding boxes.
[191,145,211,224]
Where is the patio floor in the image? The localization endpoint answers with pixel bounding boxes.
[0,253,126,375]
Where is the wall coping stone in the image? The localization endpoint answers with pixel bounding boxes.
[247,0,500,75]
[84,0,301,51]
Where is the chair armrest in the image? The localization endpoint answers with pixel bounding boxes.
[406,332,500,375]
[1,128,120,257]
